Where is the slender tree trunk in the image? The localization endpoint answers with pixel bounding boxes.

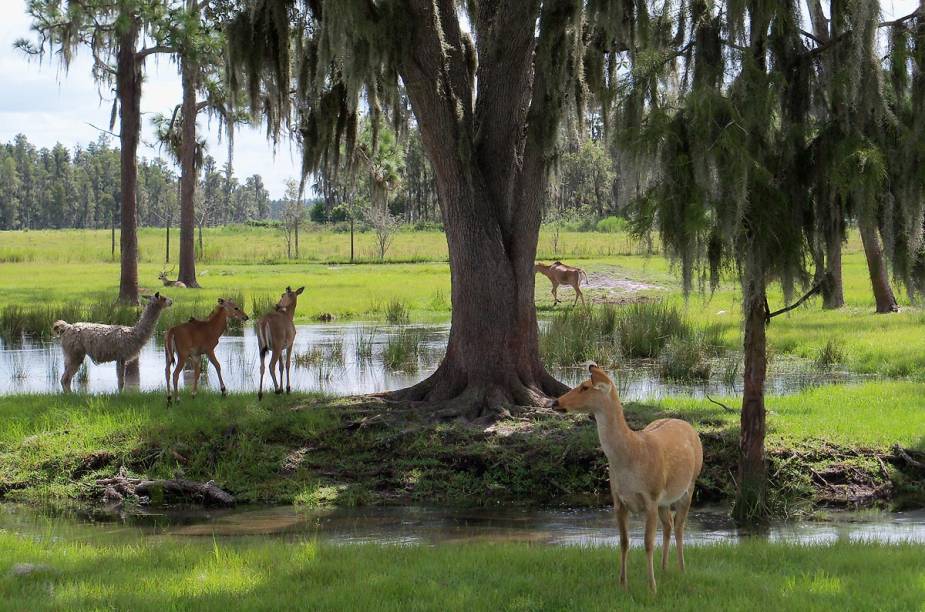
[295,220,300,259]
[822,204,845,309]
[116,24,142,304]
[165,222,170,263]
[198,222,203,258]
[858,216,899,313]
[350,217,354,263]
[111,210,116,261]
[734,268,768,523]
[178,55,200,288]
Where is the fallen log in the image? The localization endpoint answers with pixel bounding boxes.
[96,468,234,506]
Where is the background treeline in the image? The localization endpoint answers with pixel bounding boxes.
[0,134,270,230]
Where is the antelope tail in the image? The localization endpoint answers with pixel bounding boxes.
[580,270,589,285]
[257,321,272,356]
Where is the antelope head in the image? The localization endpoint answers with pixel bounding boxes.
[549,364,615,414]
[275,285,305,312]
[217,297,249,321]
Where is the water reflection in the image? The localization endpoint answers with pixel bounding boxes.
[2,503,924,547]
[0,323,876,398]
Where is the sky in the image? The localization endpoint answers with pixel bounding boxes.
[0,0,303,199]
[0,0,920,199]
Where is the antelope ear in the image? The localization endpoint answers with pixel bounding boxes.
[593,381,612,393]
[295,286,305,295]
[218,298,225,304]
[286,286,292,292]
[589,364,612,386]
[154,292,160,299]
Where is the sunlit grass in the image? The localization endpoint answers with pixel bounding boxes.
[0,532,922,610]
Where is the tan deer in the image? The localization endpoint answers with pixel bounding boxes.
[164,298,249,404]
[256,286,304,399]
[550,364,702,594]
[158,266,187,289]
[535,261,588,305]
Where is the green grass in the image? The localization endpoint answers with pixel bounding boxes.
[651,381,925,450]
[0,534,922,610]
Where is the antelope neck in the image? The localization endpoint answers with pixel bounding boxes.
[593,389,638,460]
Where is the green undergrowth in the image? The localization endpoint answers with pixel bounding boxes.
[1,535,923,611]
[0,384,923,515]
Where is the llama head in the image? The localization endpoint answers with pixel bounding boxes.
[145,292,173,309]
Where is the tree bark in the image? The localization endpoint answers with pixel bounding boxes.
[117,23,142,304]
[822,204,845,309]
[387,0,568,419]
[858,217,899,313]
[178,53,200,288]
[734,268,768,523]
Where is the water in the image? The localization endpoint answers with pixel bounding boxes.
[0,323,874,398]
[2,503,924,547]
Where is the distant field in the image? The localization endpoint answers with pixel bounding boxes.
[0,225,646,265]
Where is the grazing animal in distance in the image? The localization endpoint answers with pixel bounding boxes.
[164,298,249,405]
[158,267,187,288]
[256,286,304,399]
[550,364,703,594]
[535,261,588,305]
[53,293,173,392]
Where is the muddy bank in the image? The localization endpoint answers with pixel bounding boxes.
[1,396,921,516]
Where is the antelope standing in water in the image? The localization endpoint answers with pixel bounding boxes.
[550,364,702,594]
[164,298,249,405]
[535,261,588,305]
[158,266,187,288]
[257,286,304,399]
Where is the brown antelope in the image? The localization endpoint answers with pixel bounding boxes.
[256,286,304,399]
[158,266,187,289]
[535,261,588,305]
[550,364,702,594]
[164,298,249,404]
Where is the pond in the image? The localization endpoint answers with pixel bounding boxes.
[0,323,875,398]
[2,503,924,547]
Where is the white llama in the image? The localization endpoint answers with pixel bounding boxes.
[53,293,173,392]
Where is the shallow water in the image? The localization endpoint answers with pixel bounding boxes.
[2,503,924,548]
[0,323,874,399]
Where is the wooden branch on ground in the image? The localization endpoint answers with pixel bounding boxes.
[96,468,234,506]
[892,444,925,470]
[766,282,823,324]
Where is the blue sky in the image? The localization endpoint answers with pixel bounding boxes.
[0,0,920,198]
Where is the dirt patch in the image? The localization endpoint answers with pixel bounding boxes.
[582,268,663,304]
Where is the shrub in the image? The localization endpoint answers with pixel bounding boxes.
[384,298,410,324]
[659,335,711,380]
[595,216,628,233]
[814,339,846,371]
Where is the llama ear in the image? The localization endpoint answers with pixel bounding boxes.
[295,286,305,295]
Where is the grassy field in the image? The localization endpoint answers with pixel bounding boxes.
[1,533,922,610]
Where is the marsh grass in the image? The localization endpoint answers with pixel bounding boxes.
[383,298,410,324]
[382,326,428,371]
[353,327,376,361]
[814,339,847,371]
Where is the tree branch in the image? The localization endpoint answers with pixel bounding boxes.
[765,282,823,324]
[136,45,175,61]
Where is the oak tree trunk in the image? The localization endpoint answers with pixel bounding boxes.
[734,270,768,523]
[178,56,200,288]
[858,217,899,313]
[822,204,845,309]
[116,25,142,305]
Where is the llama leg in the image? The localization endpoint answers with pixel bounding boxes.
[269,352,281,394]
[258,349,267,400]
[61,351,85,393]
[285,346,292,394]
[207,350,226,397]
[658,506,673,571]
[116,360,125,392]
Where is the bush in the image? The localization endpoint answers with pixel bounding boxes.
[814,339,846,371]
[309,202,327,224]
[595,216,628,233]
[659,335,711,380]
